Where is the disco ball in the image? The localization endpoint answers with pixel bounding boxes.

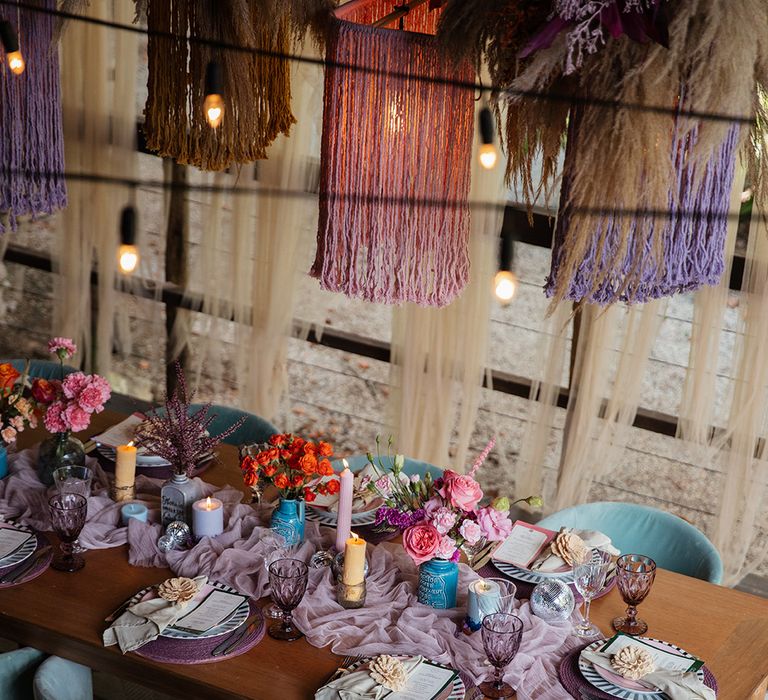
[530,579,575,622]
[158,520,193,552]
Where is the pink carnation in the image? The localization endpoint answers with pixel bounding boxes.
[63,404,90,433]
[44,401,67,434]
[439,470,483,513]
[48,337,77,359]
[431,507,458,535]
[435,534,458,560]
[476,506,513,542]
[61,372,89,400]
[459,519,483,545]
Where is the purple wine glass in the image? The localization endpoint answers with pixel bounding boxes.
[48,493,87,572]
[479,612,524,699]
[612,554,656,635]
[268,558,309,641]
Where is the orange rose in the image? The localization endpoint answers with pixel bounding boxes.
[243,469,258,487]
[303,488,317,503]
[263,464,277,478]
[299,454,317,475]
[273,473,289,490]
[268,433,285,447]
[318,459,333,477]
[267,448,279,461]
[256,451,270,467]
[292,437,305,451]
[280,449,292,460]
[291,475,304,488]
[318,441,333,457]
[326,478,340,495]
[303,442,317,455]
[240,455,257,473]
[0,363,20,391]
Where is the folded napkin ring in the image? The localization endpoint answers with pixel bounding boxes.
[112,484,135,503]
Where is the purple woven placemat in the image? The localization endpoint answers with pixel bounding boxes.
[0,533,52,588]
[558,642,718,699]
[478,561,617,602]
[134,601,265,665]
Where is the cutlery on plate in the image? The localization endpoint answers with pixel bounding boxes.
[472,541,501,571]
[323,655,358,686]
[104,596,133,623]
[210,612,262,657]
[0,545,52,584]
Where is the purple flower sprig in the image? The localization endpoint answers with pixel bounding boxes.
[375,506,426,531]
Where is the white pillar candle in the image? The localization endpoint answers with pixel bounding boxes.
[192,496,224,539]
[335,460,354,553]
[115,442,137,501]
[466,578,502,628]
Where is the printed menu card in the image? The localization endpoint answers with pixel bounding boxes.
[385,661,458,699]
[493,521,556,568]
[171,589,247,634]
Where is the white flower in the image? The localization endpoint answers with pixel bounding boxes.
[369,655,408,691]
[611,645,656,680]
[157,577,199,607]
[551,529,589,566]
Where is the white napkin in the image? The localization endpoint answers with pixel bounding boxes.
[315,656,423,700]
[103,575,208,653]
[581,649,715,700]
[313,463,382,512]
[531,529,620,571]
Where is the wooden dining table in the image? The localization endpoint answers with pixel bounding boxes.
[2,409,768,699]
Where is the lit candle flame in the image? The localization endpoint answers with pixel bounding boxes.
[206,496,212,510]
[342,458,350,470]
[127,440,134,447]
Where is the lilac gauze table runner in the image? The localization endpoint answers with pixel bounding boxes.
[1,447,588,698]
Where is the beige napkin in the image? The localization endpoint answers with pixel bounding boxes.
[532,529,620,571]
[315,656,423,700]
[103,575,208,653]
[581,649,715,700]
[313,463,383,512]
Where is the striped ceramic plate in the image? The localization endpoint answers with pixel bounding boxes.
[0,523,36,569]
[344,656,464,700]
[306,508,377,527]
[491,559,575,584]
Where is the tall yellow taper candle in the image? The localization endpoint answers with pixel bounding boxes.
[115,442,137,502]
[342,532,367,586]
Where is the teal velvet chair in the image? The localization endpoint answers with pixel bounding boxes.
[536,502,723,584]
[0,648,45,700]
[32,656,92,700]
[4,360,77,380]
[333,454,444,480]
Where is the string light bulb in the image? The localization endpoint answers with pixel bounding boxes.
[478,105,498,170]
[118,206,139,275]
[203,61,224,129]
[0,20,24,75]
[494,229,517,305]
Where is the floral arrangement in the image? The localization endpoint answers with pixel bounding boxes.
[240,433,339,501]
[35,338,111,435]
[0,362,38,445]
[363,438,542,566]
[136,362,244,475]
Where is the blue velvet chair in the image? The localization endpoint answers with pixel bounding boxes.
[4,360,77,380]
[32,656,92,700]
[0,648,45,700]
[333,454,444,480]
[536,502,723,584]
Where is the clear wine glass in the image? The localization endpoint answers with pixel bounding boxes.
[572,548,612,637]
[612,554,656,635]
[48,493,88,572]
[479,612,524,699]
[268,558,309,641]
[52,466,92,554]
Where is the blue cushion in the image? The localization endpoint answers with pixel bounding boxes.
[536,502,723,584]
[333,454,444,480]
[3,360,77,381]
[0,647,45,700]
[32,656,92,700]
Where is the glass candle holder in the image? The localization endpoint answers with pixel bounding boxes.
[336,575,366,609]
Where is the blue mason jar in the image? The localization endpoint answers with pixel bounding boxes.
[417,558,459,609]
[0,444,7,479]
[270,498,305,546]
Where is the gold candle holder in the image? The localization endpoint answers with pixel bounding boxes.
[336,575,366,609]
[112,483,135,503]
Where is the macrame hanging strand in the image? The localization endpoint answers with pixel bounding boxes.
[0,0,66,233]
[312,18,473,306]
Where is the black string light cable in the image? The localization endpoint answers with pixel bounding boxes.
[0,14,24,74]
[0,0,757,128]
[118,204,139,275]
[203,60,224,129]
[478,100,498,170]
[493,228,517,305]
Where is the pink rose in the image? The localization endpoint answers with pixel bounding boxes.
[10,415,24,431]
[61,372,89,400]
[439,470,483,512]
[423,497,443,519]
[476,506,513,542]
[48,337,77,359]
[402,523,441,566]
[431,507,458,535]
[1,426,17,444]
[435,534,458,560]
[63,404,90,433]
[44,401,67,433]
[459,519,483,545]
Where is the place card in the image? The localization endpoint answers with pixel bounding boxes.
[91,413,145,448]
[493,521,556,568]
[171,589,247,634]
[384,660,458,699]
[0,526,33,561]
[600,633,704,673]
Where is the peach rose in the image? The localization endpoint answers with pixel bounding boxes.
[402,523,441,566]
[439,470,483,512]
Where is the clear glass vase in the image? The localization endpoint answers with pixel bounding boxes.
[37,432,85,487]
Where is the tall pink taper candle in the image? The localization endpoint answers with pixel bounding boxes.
[336,459,354,553]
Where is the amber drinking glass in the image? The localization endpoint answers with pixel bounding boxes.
[613,554,656,635]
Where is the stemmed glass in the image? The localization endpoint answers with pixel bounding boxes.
[613,554,656,635]
[48,493,88,572]
[262,535,290,619]
[572,548,612,638]
[479,612,524,699]
[52,466,92,554]
[267,558,309,641]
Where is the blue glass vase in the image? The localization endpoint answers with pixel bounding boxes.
[417,558,459,609]
[0,444,7,479]
[270,498,305,547]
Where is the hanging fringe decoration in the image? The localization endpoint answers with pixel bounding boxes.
[0,0,66,233]
[311,18,473,306]
[342,0,440,34]
[142,0,328,171]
